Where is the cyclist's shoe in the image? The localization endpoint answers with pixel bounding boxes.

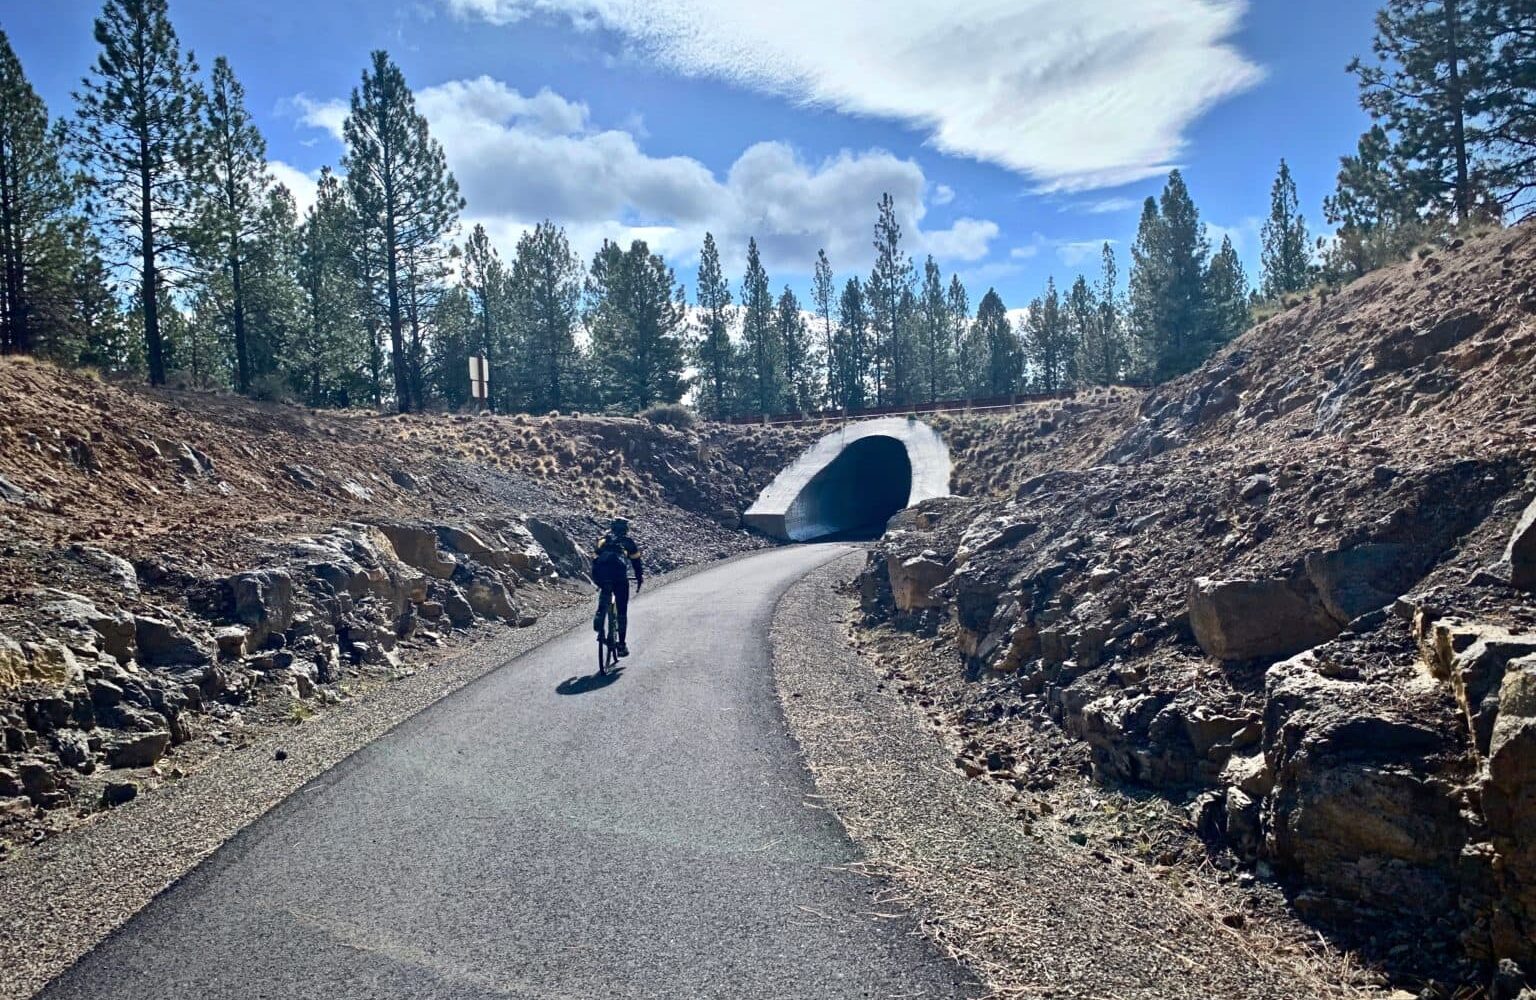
[617,642,630,658]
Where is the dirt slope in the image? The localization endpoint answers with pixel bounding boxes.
[858,223,1536,995]
[0,359,817,855]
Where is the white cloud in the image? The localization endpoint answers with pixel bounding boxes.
[1055,239,1113,267]
[1068,196,1141,215]
[1207,216,1262,254]
[294,75,1001,278]
[443,0,1263,192]
[932,183,955,206]
[287,94,347,142]
[268,161,320,216]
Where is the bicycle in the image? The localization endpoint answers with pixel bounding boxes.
[595,574,639,675]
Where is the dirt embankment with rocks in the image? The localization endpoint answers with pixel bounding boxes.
[857,223,1536,995]
[0,358,817,857]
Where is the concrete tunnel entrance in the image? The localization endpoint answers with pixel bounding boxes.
[743,417,951,542]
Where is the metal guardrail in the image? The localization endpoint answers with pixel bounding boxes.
[725,384,1150,428]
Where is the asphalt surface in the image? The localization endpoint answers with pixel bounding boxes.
[40,544,977,1000]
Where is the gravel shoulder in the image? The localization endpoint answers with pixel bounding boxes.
[771,552,1360,1000]
[0,552,751,1000]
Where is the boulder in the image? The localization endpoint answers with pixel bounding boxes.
[464,572,517,621]
[436,525,503,566]
[889,552,951,612]
[1187,576,1340,661]
[1303,543,1417,624]
[1262,652,1468,924]
[69,545,140,593]
[1482,655,1536,964]
[1510,497,1536,591]
[0,635,32,691]
[103,730,170,769]
[88,608,137,664]
[17,640,83,688]
[442,587,475,628]
[134,616,211,667]
[228,570,296,649]
[376,523,456,580]
[526,518,589,582]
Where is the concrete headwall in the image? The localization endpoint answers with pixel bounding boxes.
[743,417,951,541]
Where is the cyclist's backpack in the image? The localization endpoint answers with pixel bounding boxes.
[591,534,628,585]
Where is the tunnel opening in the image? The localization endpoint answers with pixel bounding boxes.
[782,435,913,541]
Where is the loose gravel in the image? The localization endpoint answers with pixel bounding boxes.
[771,552,1361,1000]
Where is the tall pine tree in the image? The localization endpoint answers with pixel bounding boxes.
[70,0,202,385]
[1129,171,1212,381]
[973,289,1017,396]
[1259,159,1312,298]
[586,239,687,411]
[914,255,952,403]
[692,231,734,419]
[296,168,364,406]
[1204,235,1251,347]
[739,237,778,415]
[867,193,912,406]
[776,286,817,412]
[1351,0,1489,221]
[0,30,81,357]
[834,278,869,410]
[811,249,836,409]
[195,56,270,393]
[342,50,463,412]
[510,221,583,413]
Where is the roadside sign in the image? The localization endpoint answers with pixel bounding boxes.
[469,355,490,401]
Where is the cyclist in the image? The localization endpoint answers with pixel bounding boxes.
[592,516,644,657]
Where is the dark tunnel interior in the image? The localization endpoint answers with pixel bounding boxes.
[784,435,913,541]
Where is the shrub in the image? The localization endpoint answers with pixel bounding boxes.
[640,402,697,430]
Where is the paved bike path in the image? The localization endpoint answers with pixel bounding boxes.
[41,544,978,999]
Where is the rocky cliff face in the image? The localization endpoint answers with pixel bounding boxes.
[0,361,816,851]
[857,223,1536,990]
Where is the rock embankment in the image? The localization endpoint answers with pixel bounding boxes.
[0,356,819,854]
[857,223,1536,992]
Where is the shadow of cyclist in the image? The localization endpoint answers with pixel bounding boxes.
[555,667,624,695]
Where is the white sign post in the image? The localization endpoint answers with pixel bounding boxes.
[468,355,490,408]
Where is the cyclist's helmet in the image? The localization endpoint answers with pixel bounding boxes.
[610,516,630,535]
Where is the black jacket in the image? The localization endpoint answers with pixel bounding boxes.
[592,532,643,586]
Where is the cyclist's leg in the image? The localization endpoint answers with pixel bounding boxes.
[614,578,631,644]
[594,584,612,633]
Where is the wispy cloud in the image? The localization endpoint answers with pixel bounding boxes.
[444,0,1263,192]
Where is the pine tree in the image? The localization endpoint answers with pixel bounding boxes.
[296,168,363,407]
[946,274,970,396]
[776,286,816,412]
[1351,0,1490,221]
[427,283,476,410]
[70,0,202,385]
[510,221,582,413]
[1079,243,1127,385]
[1259,159,1312,298]
[914,255,952,402]
[1066,276,1101,386]
[1023,278,1073,392]
[812,249,835,409]
[342,50,463,412]
[1204,235,1251,347]
[834,278,869,410]
[867,193,912,406]
[739,237,778,415]
[586,239,687,411]
[973,289,1017,396]
[1476,0,1536,214]
[243,185,304,394]
[692,231,735,419]
[194,56,270,393]
[1129,172,1212,381]
[460,224,504,405]
[1322,125,1435,281]
[0,29,81,357]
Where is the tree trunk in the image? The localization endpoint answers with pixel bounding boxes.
[140,149,164,385]
[0,145,31,355]
[384,220,408,413]
[231,253,250,393]
[1445,0,1473,221]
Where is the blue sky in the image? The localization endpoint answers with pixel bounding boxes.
[7,0,1378,310]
